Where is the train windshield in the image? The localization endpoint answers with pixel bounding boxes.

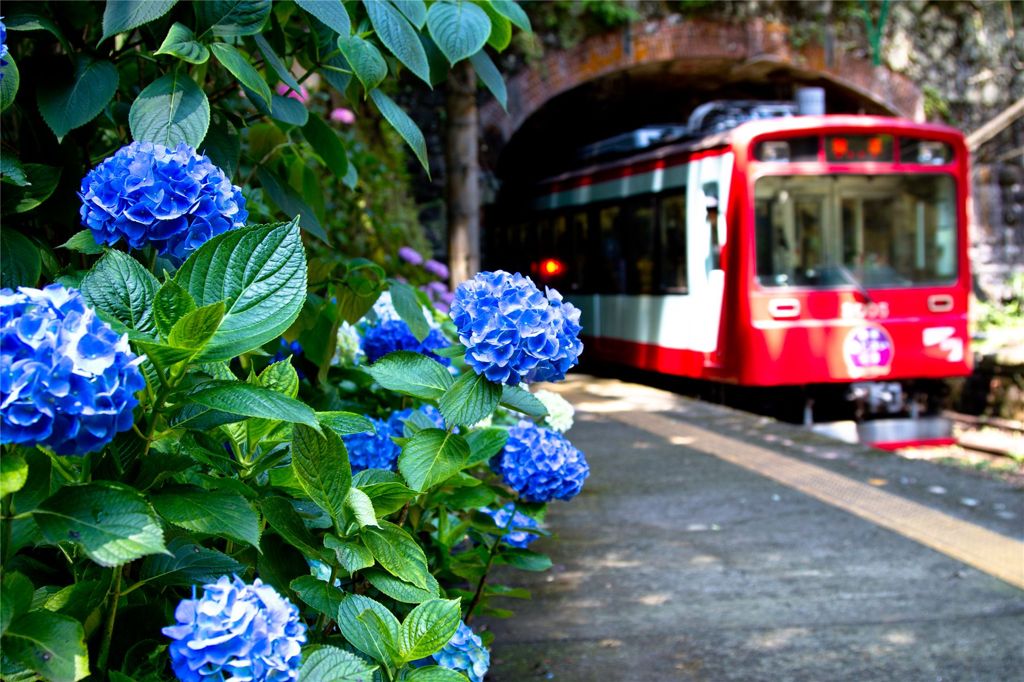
[754,174,958,288]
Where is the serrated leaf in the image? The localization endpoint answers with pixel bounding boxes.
[139,537,244,586]
[153,279,196,338]
[465,427,508,466]
[0,153,29,186]
[359,480,417,517]
[361,521,430,589]
[370,89,429,173]
[365,0,431,84]
[184,380,320,429]
[296,0,351,36]
[470,50,506,110]
[37,56,118,140]
[439,372,501,427]
[498,547,552,571]
[337,594,401,664]
[151,486,261,548]
[0,449,28,498]
[297,646,377,682]
[290,576,346,619]
[499,384,548,418]
[196,0,271,37]
[364,568,439,604]
[302,112,349,178]
[346,487,379,528]
[259,359,300,397]
[318,411,374,436]
[167,301,224,350]
[399,598,461,661]
[155,22,209,64]
[201,110,241,179]
[102,0,178,41]
[129,72,210,148]
[59,230,104,255]
[253,34,302,92]
[0,54,18,113]
[3,610,89,682]
[261,496,323,559]
[210,42,271,108]
[338,34,387,94]
[324,535,375,574]
[398,429,470,493]
[390,281,431,341]
[254,168,326,241]
[405,666,470,682]
[0,230,41,289]
[365,351,454,401]
[491,0,530,31]
[80,249,159,335]
[174,221,308,360]
[291,424,351,522]
[1,162,60,215]
[427,0,490,65]
[33,482,167,568]
[1,572,33,636]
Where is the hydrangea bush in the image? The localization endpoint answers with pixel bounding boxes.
[0,3,586,682]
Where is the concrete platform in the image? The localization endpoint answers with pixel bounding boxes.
[481,376,1024,681]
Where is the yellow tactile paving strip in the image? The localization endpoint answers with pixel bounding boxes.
[606,409,1024,591]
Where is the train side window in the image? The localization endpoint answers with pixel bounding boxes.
[597,205,625,293]
[571,210,590,292]
[659,194,688,293]
[624,199,657,294]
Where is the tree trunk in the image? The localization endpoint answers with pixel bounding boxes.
[446,60,480,287]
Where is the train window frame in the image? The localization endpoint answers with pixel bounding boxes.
[657,192,689,294]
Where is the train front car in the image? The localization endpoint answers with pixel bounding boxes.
[731,116,972,444]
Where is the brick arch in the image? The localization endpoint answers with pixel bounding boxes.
[480,17,923,147]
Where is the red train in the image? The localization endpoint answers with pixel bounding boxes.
[488,95,973,445]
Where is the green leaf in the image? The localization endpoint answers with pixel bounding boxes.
[475,0,511,51]
[155,22,209,64]
[370,89,429,173]
[470,50,506,110]
[129,72,210,148]
[3,610,89,682]
[0,153,29,186]
[302,113,349,178]
[499,384,548,418]
[59,230,104,255]
[0,230,41,289]
[364,568,439,604]
[426,0,490,65]
[394,0,428,28]
[297,646,378,682]
[253,34,302,92]
[167,301,224,350]
[210,42,271,108]
[338,35,387,94]
[499,547,552,572]
[261,497,324,559]
[196,0,271,37]
[259,359,300,397]
[33,482,167,568]
[345,487,379,528]
[151,486,261,548]
[37,56,118,140]
[0,450,28,498]
[465,427,508,466]
[201,110,241,179]
[491,0,530,31]
[439,372,502,427]
[405,666,470,682]
[365,0,431,84]
[359,480,417,517]
[175,221,308,360]
[153,279,196,338]
[399,598,461,661]
[295,0,351,36]
[399,429,470,493]
[80,249,159,335]
[102,0,178,42]
[291,424,351,522]
[337,594,400,664]
[361,522,431,588]
[324,535,375,574]
[254,168,326,241]
[0,53,16,112]
[185,380,320,429]
[318,411,375,436]
[139,537,244,586]
[365,351,454,401]
[1,163,60,215]
[290,576,346,618]
[390,281,431,341]
[1,572,33,636]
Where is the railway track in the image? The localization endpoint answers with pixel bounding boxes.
[944,411,1024,459]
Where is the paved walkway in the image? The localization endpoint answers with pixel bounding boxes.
[482,376,1024,681]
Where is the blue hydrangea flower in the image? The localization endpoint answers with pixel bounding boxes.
[79,141,247,265]
[479,503,540,548]
[162,576,306,682]
[432,621,490,682]
[0,18,8,81]
[494,421,589,503]
[450,271,582,386]
[1,285,145,456]
[343,417,400,472]
[362,320,451,366]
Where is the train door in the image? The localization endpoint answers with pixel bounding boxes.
[686,153,734,354]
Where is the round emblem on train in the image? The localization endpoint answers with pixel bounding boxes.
[842,325,894,379]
